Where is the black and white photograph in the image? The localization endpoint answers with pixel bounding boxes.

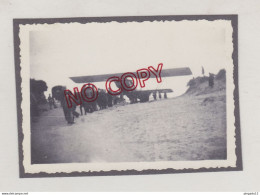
[14,15,241,177]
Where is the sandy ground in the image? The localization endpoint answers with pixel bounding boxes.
[31,88,226,164]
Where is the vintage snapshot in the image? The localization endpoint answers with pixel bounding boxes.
[14,15,242,177]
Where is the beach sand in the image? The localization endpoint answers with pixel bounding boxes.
[31,80,226,164]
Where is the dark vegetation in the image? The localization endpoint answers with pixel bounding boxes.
[30,79,48,117]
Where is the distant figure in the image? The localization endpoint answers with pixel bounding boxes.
[159,92,162,99]
[48,94,54,110]
[202,66,205,77]
[153,91,157,100]
[164,92,167,99]
[209,73,215,87]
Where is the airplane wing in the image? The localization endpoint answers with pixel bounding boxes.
[70,67,192,83]
[135,89,173,93]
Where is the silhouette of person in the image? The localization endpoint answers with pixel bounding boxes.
[153,91,157,100]
[209,73,214,87]
[164,92,167,99]
[48,94,54,109]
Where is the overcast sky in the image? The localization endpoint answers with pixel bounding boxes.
[30,20,233,97]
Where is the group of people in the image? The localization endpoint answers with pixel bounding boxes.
[60,89,121,124]
[51,85,170,125]
[152,91,167,100]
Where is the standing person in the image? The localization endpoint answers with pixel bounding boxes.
[107,93,113,107]
[209,73,214,87]
[202,66,205,77]
[48,94,54,110]
[153,91,157,100]
[164,92,167,99]
[61,94,75,124]
[159,92,162,99]
[51,86,75,124]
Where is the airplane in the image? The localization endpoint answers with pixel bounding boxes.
[69,67,192,103]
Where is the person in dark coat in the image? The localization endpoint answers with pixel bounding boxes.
[164,92,167,99]
[107,93,113,107]
[97,89,108,109]
[60,96,75,124]
[54,87,79,124]
[209,73,215,87]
